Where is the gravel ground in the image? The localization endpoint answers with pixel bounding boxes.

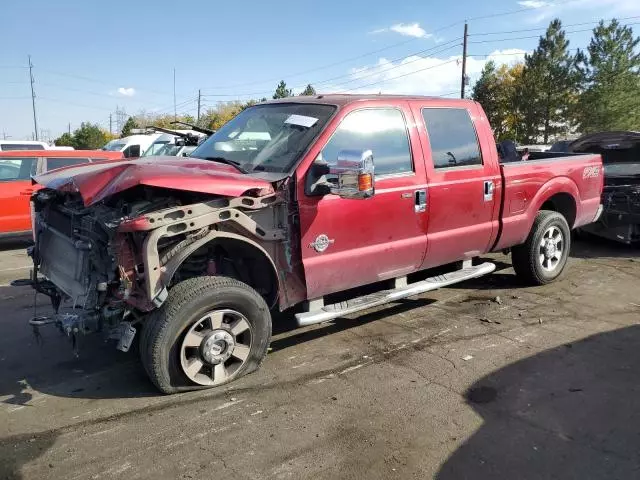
[0,236,639,479]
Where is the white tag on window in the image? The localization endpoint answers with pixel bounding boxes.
[284,114,318,128]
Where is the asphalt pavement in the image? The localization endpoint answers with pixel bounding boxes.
[1,237,639,479]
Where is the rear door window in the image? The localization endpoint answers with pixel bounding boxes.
[46,157,90,171]
[421,108,482,169]
[0,143,45,151]
[0,157,36,181]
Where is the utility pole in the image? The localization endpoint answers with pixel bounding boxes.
[173,68,177,122]
[28,55,39,141]
[68,122,71,135]
[460,22,468,99]
[197,89,201,123]
[109,114,113,134]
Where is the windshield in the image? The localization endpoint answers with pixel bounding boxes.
[102,140,126,151]
[142,140,172,157]
[190,103,335,174]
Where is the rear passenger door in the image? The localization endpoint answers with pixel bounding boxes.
[0,157,38,235]
[411,102,500,268]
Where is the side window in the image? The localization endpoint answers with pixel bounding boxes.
[0,143,45,151]
[46,157,90,171]
[319,108,412,176]
[0,158,36,181]
[421,108,482,169]
[123,145,141,158]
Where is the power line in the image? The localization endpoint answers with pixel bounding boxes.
[199,2,575,92]
[469,15,640,36]
[468,23,640,44]
[200,41,462,99]
[342,59,459,93]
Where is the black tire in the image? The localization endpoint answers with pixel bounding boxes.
[511,210,571,286]
[140,276,272,394]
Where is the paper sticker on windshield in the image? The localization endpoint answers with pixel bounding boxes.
[285,114,318,128]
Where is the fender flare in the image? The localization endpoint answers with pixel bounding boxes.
[155,230,281,308]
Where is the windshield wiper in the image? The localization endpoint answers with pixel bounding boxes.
[201,156,249,174]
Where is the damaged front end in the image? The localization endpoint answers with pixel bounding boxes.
[582,166,640,244]
[27,180,300,355]
[570,131,640,244]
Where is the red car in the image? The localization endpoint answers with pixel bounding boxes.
[0,149,123,238]
[26,95,603,393]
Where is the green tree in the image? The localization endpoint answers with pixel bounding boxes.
[54,132,74,147]
[120,117,139,137]
[273,80,293,99]
[72,122,108,149]
[519,19,580,143]
[473,61,525,142]
[576,19,640,132]
[300,84,316,96]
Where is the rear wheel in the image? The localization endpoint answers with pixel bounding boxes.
[140,276,271,394]
[512,210,571,285]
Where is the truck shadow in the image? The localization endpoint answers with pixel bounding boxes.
[436,325,640,479]
[571,234,639,259]
[0,431,58,480]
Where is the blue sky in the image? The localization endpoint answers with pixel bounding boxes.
[1,0,639,140]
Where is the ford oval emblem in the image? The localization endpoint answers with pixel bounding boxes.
[309,234,334,253]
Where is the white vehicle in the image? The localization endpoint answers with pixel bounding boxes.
[49,146,75,151]
[101,134,162,158]
[142,128,207,158]
[0,140,51,151]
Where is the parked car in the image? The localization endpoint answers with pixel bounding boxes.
[102,134,161,158]
[0,149,123,238]
[568,131,640,244]
[141,127,207,158]
[0,140,51,151]
[25,95,603,393]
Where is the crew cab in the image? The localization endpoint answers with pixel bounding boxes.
[0,149,123,239]
[24,95,603,393]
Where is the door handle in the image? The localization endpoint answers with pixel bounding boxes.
[483,181,494,202]
[415,189,427,213]
[20,189,34,196]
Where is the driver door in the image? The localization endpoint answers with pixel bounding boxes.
[297,103,429,300]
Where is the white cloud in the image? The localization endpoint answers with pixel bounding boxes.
[390,23,432,39]
[518,0,551,8]
[117,87,136,97]
[518,0,640,24]
[371,22,432,39]
[318,49,528,97]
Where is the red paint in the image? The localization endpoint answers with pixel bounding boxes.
[0,149,123,236]
[295,96,602,300]
[33,157,274,206]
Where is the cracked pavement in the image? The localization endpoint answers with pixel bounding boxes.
[1,237,639,479]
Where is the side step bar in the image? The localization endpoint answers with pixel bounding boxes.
[295,261,496,327]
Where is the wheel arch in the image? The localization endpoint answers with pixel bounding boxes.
[163,231,281,309]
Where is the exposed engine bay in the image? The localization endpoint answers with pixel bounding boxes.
[29,184,290,352]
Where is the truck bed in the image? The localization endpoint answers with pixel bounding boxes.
[494,154,603,251]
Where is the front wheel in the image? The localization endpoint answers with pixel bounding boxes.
[511,210,571,285]
[140,276,272,394]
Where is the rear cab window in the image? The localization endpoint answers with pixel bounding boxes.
[421,108,482,169]
[319,108,413,177]
[0,143,45,151]
[46,157,91,171]
[0,157,37,181]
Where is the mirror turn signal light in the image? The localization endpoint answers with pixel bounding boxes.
[358,173,373,192]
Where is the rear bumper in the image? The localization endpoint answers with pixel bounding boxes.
[0,230,32,240]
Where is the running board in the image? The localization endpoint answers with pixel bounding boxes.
[295,261,496,327]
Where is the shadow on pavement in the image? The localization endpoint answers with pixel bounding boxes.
[571,235,639,259]
[437,325,640,479]
[0,431,58,480]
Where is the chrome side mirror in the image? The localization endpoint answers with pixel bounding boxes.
[330,149,375,199]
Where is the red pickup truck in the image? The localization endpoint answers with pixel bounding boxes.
[25,95,603,393]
